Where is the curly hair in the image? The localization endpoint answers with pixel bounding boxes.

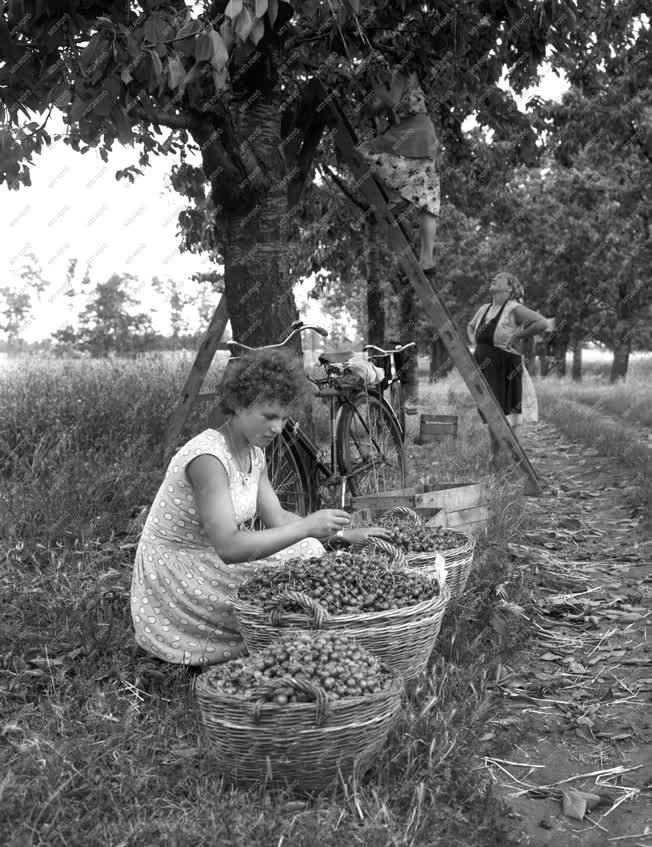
[218,348,309,416]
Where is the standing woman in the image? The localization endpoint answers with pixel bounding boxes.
[467,273,550,465]
[360,67,441,272]
[131,348,391,669]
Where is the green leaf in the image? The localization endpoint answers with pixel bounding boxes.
[209,31,229,70]
[177,19,203,39]
[250,19,265,45]
[219,20,235,51]
[225,0,243,18]
[255,0,268,17]
[268,0,279,26]
[144,13,171,45]
[120,66,133,84]
[194,31,212,62]
[168,55,186,89]
[112,105,133,144]
[70,95,88,123]
[148,49,164,94]
[235,6,254,41]
[212,66,228,92]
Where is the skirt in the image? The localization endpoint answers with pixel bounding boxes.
[360,148,440,217]
[474,343,523,425]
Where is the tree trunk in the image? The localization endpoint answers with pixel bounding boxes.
[396,273,419,403]
[610,339,631,382]
[538,354,550,377]
[551,330,569,377]
[571,333,582,382]
[429,334,453,382]
[522,336,535,373]
[366,219,385,347]
[223,185,299,347]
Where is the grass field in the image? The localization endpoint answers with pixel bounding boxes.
[1,351,649,845]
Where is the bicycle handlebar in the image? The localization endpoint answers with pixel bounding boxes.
[364,341,417,355]
[227,321,329,355]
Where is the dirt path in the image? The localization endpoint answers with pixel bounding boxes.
[483,421,651,845]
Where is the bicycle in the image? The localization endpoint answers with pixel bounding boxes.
[363,341,417,437]
[226,321,407,519]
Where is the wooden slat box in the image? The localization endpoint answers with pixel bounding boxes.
[351,482,488,537]
[415,414,458,444]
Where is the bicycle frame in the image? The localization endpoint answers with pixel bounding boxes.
[364,342,417,436]
[226,321,406,508]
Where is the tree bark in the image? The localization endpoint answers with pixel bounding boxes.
[571,332,582,382]
[610,339,631,382]
[366,218,385,347]
[551,326,569,377]
[429,334,453,382]
[193,93,300,349]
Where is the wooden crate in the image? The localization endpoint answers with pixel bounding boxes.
[415,414,458,444]
[351,481,488,536]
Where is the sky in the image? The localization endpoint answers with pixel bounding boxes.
[1,66,568,343]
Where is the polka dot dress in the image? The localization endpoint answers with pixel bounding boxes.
[130,429,324,667]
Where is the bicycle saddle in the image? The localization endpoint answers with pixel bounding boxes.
[318,351,353,365]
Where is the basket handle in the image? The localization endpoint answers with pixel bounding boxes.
[353,536,408,568]
[251,675,329,726]
[379,505,425,525]
[269,590,328,628]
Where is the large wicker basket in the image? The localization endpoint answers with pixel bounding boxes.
[196,660,403,791]
[228,583,449,681]
[376,507,476,600]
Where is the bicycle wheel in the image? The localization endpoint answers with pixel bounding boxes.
[389,380,406,437]
[263,432,313,519]
[336,392,406,496]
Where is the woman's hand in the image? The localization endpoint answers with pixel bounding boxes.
[302,509,351,539]
[341,527,394,546]
[502,330,523,351]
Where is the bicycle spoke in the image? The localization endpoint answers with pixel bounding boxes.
[341,396,405,494]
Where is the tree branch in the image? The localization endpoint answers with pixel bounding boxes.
[130,106,192,130]
[287,114,329,209]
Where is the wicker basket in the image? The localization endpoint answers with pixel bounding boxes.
[196,661,403,791]
[377,506,476,600]
[228,582,449,681]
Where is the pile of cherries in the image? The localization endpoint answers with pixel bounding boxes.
[237,551,439,615]
[208,631,392,704]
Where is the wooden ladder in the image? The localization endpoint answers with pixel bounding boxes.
[163,293,229,456]
[316,83,541,495]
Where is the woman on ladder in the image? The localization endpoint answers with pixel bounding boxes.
[360,66,441,273]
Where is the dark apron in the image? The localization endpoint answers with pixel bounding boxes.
[474,303,523,419]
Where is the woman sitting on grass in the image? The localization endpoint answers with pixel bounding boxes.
[131,348,391,670]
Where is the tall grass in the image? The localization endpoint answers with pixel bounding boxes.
[537,375,652,429]
[0,353,531,846]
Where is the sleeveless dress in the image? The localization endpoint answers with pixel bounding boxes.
[130,429,324,666]
[473,301,523,425]
[470,300,539,426]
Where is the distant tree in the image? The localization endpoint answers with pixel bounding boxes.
[52,273,154,357]
[0,250,48,350]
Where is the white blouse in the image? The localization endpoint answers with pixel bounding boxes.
[469,300,521,354]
